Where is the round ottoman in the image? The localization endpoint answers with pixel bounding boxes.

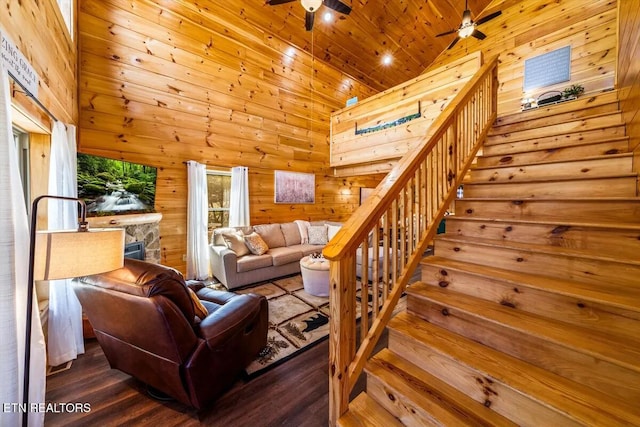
[300,255,330,297]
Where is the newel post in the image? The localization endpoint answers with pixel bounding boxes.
[328,254,356,426]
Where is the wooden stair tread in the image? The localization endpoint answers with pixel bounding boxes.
[443,215,640,232]
[420,255,640,313]
[338,392,403,427]
[471,152,632,171]
[478,135,629,158]
[435,234,640,266]
[492,91,620,128]
[408,283,640,370]
[488,109,623,137]
[367,349,517,426]
[463,172,637,185]
[389,312,640,426]
[485,111,624,146]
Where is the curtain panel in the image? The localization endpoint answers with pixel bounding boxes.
[186,161,210,280]
[0,65,46,426]
[47,122,85,367]
[229,166,250,227]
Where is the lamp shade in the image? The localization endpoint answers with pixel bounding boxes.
[34,228,125,280]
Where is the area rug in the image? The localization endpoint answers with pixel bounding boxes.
[231,274,406,378]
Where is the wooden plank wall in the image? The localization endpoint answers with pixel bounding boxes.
[427,0,618,116]
[617,0,640,183]
[77,0,381,273]
[1,0,77,124]
[330,53,482,176]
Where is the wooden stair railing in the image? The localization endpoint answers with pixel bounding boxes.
[323,56,499,426]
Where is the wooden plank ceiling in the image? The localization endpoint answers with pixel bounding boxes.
[211,0,495,91]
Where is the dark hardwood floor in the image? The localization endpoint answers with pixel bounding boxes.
[45,337,338,426]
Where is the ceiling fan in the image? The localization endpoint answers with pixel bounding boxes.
[266,0,352,31]
[436,0,502,50]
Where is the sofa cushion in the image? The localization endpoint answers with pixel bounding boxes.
[237,254,273,273]
[296,243,325,256]
[280,222,302,246]
[268,246,303,266]
[221,232,250,257]
[253,224,286,249]
[244,232,269,256]
[308,225,328,245]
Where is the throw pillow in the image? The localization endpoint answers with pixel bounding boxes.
[308,225,328,245]
[253,223,286,248]
[294,220,310,244]
[244,232,270,255]
[187,288,208,319]
[221,232,250,257]
[327,224,341,241]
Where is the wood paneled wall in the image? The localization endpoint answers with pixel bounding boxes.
[427,0,617,116]
[617,0,640,157]
[330,53,481,176]
[2,0,77,124]
[78,0,380,272]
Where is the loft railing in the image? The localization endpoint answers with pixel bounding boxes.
[323,56,499,426]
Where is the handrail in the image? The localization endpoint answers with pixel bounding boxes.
[325,55,499,426]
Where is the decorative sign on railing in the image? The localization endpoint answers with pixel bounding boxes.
[0,30,39,97]
[355,101,421,135]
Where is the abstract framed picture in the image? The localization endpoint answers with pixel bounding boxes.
[274,171,315,204]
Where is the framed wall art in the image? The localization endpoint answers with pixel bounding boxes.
[274,171,315,204]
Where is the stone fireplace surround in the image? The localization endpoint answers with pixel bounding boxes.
[86,212,162,264]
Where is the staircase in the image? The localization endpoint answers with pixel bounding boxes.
[339,91,640,426]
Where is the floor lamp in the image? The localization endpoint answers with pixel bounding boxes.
[23,195,124,427]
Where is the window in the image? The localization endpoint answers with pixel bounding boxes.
[207,171,231,234]
[56,0,74,39]
[12,127,30,211]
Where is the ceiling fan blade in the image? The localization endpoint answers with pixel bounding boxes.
[447,36,461,50]
[436,29,458,37]
[324,0,352,15]
[267,0,297,5]
[472,29,487,40]
[305,11,315,31]
[475,10,502,26]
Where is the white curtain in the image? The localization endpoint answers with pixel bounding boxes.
[0,66,46,426]
[47,122,84,367]
[229,166,250,227]
[186,161,209,280]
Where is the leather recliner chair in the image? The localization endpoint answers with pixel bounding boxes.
[73,259,268,409]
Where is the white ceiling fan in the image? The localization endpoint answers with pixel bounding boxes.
[266,0,352,31]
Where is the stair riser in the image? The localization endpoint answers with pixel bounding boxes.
[406,297,640,403]
[490,102,620,136]
[444,218,640,261]
[366,373,441,427]
[455,199,640,224]
[486,113,623,146]
[469,156,632,183]
[463,176,637,198]
[434,238,640,287]
[420,263,640,339]
[387,328,582,427]
[483,125,626,156]
[476,139,629,168]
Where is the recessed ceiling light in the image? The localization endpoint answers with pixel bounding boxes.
[323,11,332,22]
[382,55,393,66]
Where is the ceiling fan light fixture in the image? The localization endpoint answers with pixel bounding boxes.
[458,24,475,38]
[301,0,322,12]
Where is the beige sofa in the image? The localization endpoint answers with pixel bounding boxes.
[209,221,341,289]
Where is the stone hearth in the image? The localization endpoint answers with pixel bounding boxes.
[86,213,162,264]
